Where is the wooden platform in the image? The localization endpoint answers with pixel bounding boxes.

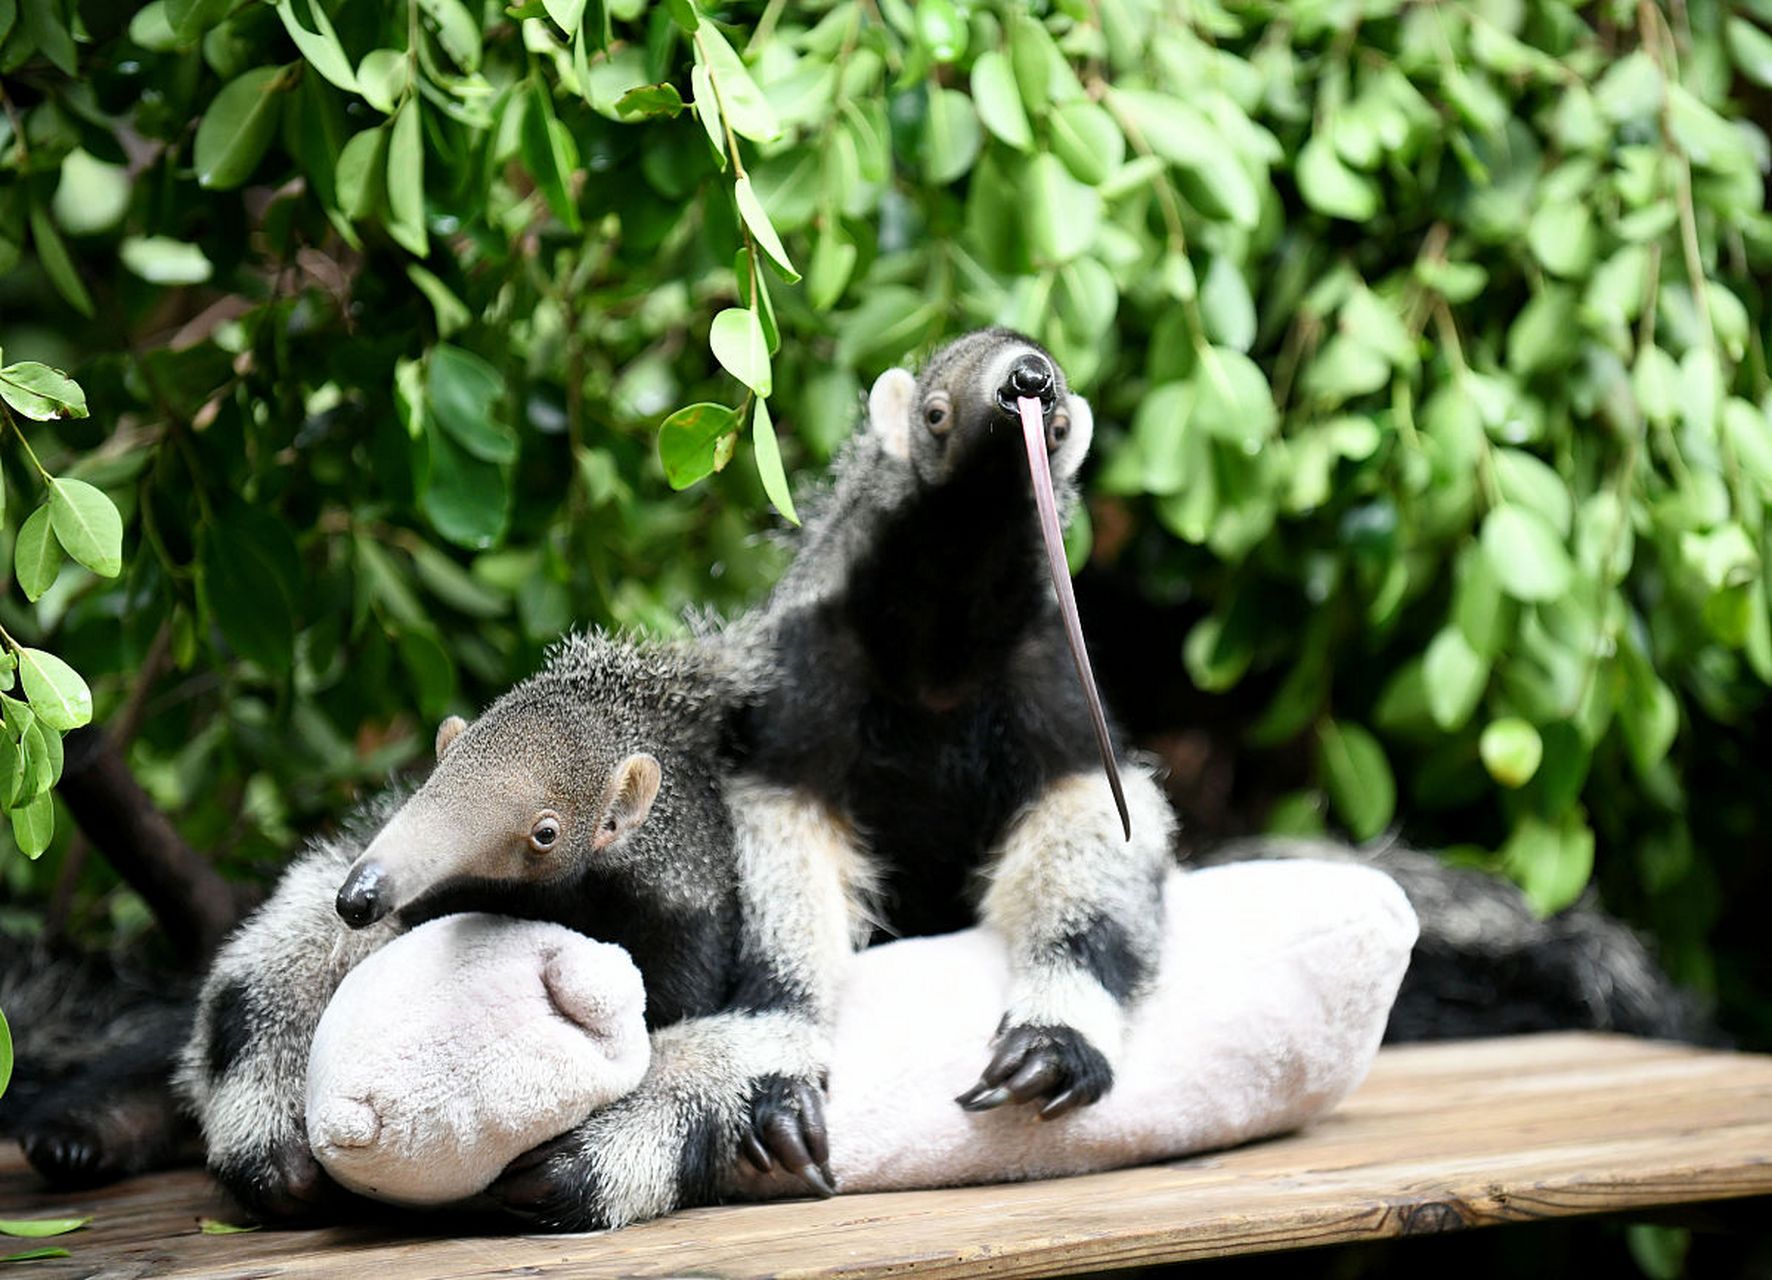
[5,1033,1770,1279]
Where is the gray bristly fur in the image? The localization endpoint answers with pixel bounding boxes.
[727,329,1179,1118]
[167,629,831,1229]
[1197,836,1705,1043]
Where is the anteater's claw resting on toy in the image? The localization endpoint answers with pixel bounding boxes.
[956,1023,1112,1120]
[730,329,1179,1128]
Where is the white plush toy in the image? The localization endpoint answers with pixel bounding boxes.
[306,915,650,1205]
[306,860,1416,1206]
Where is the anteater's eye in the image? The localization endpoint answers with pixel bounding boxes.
[924,394,952,434]
[528,811,562,853]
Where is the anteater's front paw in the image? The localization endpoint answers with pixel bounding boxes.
[487,1133,608,1230]
[955,1022,1113,1120]
[214,1137,348,1224]
[738,1074,834,1198]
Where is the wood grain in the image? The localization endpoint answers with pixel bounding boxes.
[5,1033,1769,1280]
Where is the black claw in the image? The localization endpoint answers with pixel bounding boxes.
[956,1084,1011,1111]
[739,1128,774,1174]
[791,1083,830,1167]
[797,1161,837,1199]
[957,1023,1115,1118]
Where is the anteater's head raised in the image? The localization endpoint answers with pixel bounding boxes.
[865,328,1093,490]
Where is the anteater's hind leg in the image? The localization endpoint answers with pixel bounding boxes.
[13,1006,200,1187]
[963,764,1175,1117]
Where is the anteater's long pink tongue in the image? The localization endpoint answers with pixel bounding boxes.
[1018,395,1131,840]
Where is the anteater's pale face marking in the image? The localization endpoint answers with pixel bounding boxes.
[867,329,1094,488]
[334,700,663,929]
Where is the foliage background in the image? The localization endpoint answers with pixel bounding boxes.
[1,0,1770,1073]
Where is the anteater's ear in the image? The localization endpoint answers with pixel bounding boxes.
[867,367,916,461]
[435,715,469,759]
[1052,392,1095,480]
[595,753,662,850]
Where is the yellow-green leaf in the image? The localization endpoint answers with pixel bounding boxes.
[752,398,798,525]
[49,479,124,578]
[15,648,92,732]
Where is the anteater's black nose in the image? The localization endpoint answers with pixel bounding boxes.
[999,354,1055,414]
[336,862,392,928]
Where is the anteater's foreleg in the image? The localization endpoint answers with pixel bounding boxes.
[962,764,1175,1117]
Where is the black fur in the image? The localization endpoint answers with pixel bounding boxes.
[740,442,1109,939]
[1054,914,1150,1005]
[204,978,254,1082]
[674,1106,728,1207]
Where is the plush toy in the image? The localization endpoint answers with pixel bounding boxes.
[306,860,1416,1206]
[305,914,650,1205]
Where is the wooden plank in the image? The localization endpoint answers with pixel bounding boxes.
[4,1033,1770,1280]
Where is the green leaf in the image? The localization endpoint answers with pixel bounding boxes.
[615,82,684,118]
[1728,17,1772,88]
[1191,347,1275,451]
[710,308,771,397]
[428,346,516,464]
[734,176,797,281]
[1480,717,1543,788]
[1424,627,1489,731]
[971,52,1031,150]
[0,1219,87,1239]
[805,224,857,311]
[0,364,87,421]
[1316,719,1395,841]
[694,24,778,142]
[336,126,387,220]
[195,66,288,189]
[1199,256,1255,353]
[1049,100,1123,185]
[751,398,798,525]
[197,1219,262,1235]
[416,0,481,72]
[275,0,357,93]
[14,507,62,603]
[385,98,428,255]
[1618,661,1679,775]
[421,427,509,550]
[1527,200,1596,278]
[48,479,123,578]
[1502,811,1595,915]
[198,511,301,672]
[1024,152,1101,264]
[25,207,94,318]
[1632,345,1680,427]
[0,1247,71,1262]
[0,1006,10,1099]
[118,236,213,285]
[14,648,91,732]
[1297,136,1378,221]
[543,0,586,35]
[355,49,409,115]
[522,81,581,232]
[1481,506,1573,602]
[658,402,740,490]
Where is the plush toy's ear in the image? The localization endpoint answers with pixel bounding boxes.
[594,753,661,850]
[868,368,916,461]
[435,716,469,759]
[1051,393,1095,481]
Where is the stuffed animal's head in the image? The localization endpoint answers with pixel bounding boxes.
[306,914,650,1206]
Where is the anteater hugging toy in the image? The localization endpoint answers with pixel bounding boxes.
[306,859,1416,1206]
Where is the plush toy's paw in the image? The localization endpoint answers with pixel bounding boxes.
[487,1133,608,1230]
[214,1137,349,1224]
[738,1074,834,1198]
[955,1023,1114,1120]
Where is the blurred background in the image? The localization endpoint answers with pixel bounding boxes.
[0,0,1769,1271]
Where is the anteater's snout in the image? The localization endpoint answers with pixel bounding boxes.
[996,354,1055,416]
[336,861,393,928]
